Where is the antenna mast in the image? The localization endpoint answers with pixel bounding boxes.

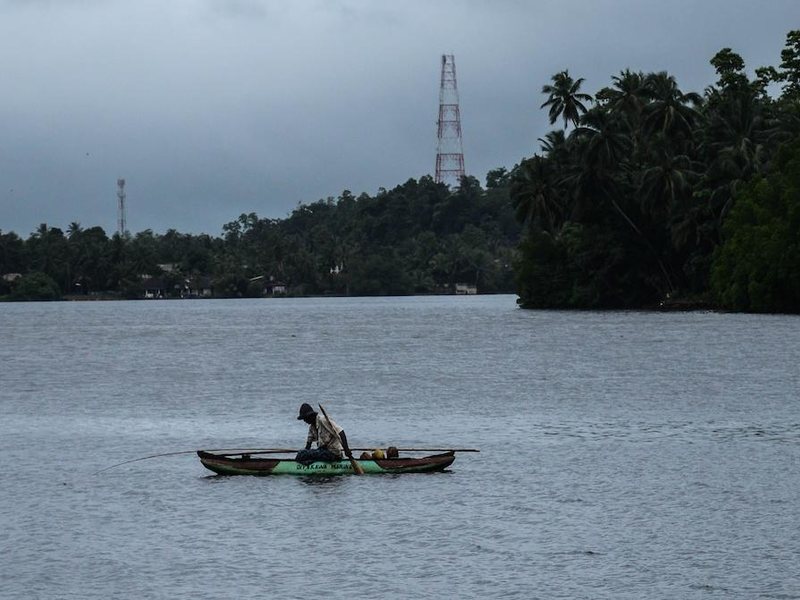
[117,178,126,235]
[435,54,465,187]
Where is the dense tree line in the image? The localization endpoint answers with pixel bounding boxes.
[0,175,519,300]
[511,30,800,312]
[4,31,799,312]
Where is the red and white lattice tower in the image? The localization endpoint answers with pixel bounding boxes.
[435,54,465,186]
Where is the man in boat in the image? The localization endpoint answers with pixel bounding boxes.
[295,403,356,465]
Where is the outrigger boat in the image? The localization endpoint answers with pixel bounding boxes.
[196,448,467,476]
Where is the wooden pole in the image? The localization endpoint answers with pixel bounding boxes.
[206,447,479,457]
[318,403,364,475]
[352,448,480,453]
[204,449,297,457]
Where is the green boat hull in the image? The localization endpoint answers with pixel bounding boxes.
[197,450,455,476]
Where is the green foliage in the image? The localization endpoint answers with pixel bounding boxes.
[70,226,112,293]
[711,139,800,312]
[710,48,749,92]
[9,272,62,301]
[348,251,413,296]
[212,274,251,298]
[513,30,800,311]
[0,176,520,300]
[515,223,657,309]
[779,30,800,100]
[26,225,69,291]
[0,231,26,274]
[486,168,510,189]
[514,230,570,308]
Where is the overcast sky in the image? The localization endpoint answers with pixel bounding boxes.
[0,0,796,236]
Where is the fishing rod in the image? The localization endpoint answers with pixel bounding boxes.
[93,448,296,474]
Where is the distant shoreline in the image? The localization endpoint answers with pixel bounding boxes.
[1,291,734,313]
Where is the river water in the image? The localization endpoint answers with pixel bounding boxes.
[1,296,799,599]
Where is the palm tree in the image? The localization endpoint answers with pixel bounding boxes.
[703,89,775,177]
[570,109,677,294]
[510,156,564,234]
[67,222,82,240]
[642,72,702,140]
[699,86,783,232]
[568,108,636,229]
[598,69,648,118]
[571,108,631,175]
[596,70,649,158]
[541,70,593,129]
[638,138,698,218]
[538,130,570,164]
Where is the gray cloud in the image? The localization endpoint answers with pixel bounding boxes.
[0,0,796,236]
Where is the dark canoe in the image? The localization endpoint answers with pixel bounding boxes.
[197,450,456,476]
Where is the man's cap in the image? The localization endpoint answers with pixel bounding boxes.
[297,403,315,420]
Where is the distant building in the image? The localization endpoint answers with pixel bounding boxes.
[142,277,166,299]
[263,276,287,296]
[454,283,477,295]
[182,276,213,298]
[2,273,22,283]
